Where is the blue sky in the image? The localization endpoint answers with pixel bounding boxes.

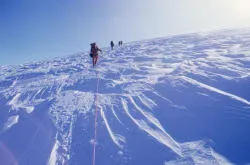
[1,0,250,65]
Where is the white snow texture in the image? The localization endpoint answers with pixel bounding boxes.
[0,28,250,165]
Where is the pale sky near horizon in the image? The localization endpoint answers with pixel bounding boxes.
[1,0,250,65]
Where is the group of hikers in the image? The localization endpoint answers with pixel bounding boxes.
[110,40,123,50]
[89,41,123,67]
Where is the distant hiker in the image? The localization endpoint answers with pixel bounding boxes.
[118,41,123,46]
[110,41,114,50]
[90,43,102,67]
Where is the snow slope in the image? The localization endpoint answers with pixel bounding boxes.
[0,28,250,165]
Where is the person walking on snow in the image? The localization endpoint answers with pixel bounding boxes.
[90,43,102,67]
[110,41,114,50]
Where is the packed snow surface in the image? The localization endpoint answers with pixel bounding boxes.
[0,28,250,165]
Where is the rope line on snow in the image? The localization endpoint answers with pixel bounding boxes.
[92,70,101,165]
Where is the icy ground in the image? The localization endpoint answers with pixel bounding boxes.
[0,28,250,165]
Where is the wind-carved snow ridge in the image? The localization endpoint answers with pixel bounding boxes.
[8,93,35,113]
[1,28,250,164]
[48,138,59,165]
[2,115,19,132]
[121,98,182,156]
[181,76,250,105]
[100,106,126,149]
[165,141,234,165]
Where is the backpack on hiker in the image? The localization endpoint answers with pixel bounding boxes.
[89,43,102,67]
[90,43,98,58]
